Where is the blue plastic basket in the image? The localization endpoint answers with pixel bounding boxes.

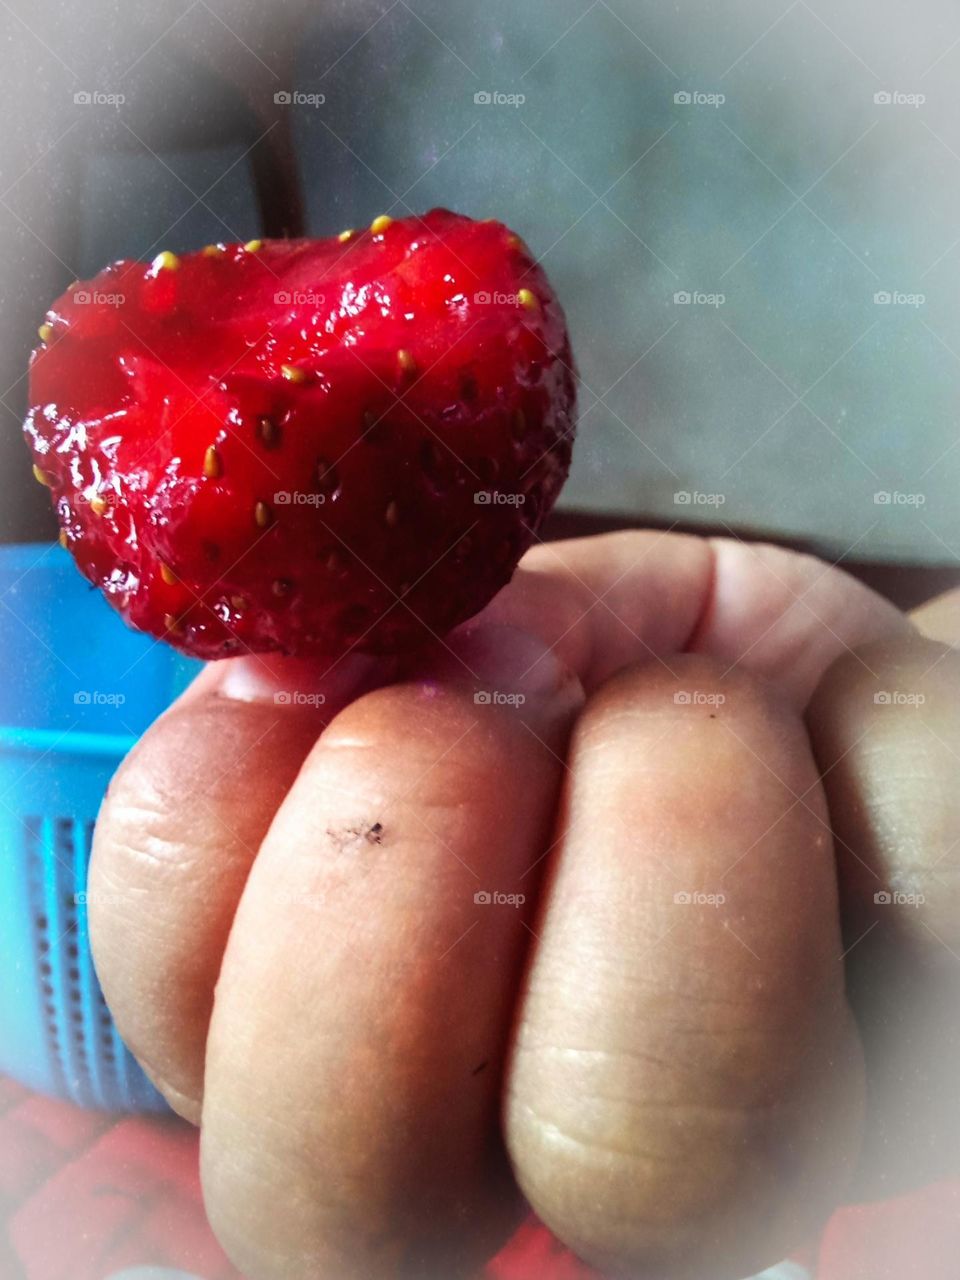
[0,542,201,1110]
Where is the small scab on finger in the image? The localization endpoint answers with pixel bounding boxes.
[326,822,385,850]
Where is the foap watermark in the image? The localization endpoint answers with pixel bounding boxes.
[674,490,726,506]
[674,690,726,707]
[73,289,125,307]
[874,290,925,308]
[874,690,926,707]
[475,490,525,506]
[274,89,326,107]
[84,488,120,513]
[274,691,327,707]
[474,690,527,707]
[874,889,925,906]
[74,690,126,707]
[674,89,725,108]
[74,89,125,107]
[874,490,926,507]
[674,890,726,907]
[275,490,327,507]
[272,888,325,909]
[474,890,526,907]
[873,90,925,108]
[74,890,125,907]
[275,289,326,306]
[474,290,526,305]
[674,290,725,307]
[474,90,525,108]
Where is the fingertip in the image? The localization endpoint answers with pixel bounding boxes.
[213,650,389,709]
[407,621,585,724]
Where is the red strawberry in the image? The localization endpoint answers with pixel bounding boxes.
[24,210,576,660]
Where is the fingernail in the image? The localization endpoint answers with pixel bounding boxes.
[414,622,583,716]
[455,623,570,696]
[217,651,384,709]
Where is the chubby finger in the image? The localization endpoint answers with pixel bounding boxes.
[506,655,865,1279]
[200,628,583,1280]
[89,654,380,1119]
[807,633,960,1196]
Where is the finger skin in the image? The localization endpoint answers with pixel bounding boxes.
[807,635,960,1197]
[506,655,864,1280]
[503,533,908,705]
[485,530,714,689]
[910,586,960,646]
[691,539,911,706]
[89,657,375,1119]
[89,531,905,1123]
[808,636,960,948]
[88,530,910,1272]
[87,532,709,1123]
[201,636,582,1280]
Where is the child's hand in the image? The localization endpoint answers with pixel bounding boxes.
[88,531,959,1280]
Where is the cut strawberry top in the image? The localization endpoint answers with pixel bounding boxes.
[25,209,577,660]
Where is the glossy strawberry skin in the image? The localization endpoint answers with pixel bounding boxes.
[24,210,576,660]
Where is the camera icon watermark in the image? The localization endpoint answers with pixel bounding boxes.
[272,888,325,909]
[474,490,526,506]
[873,289,925,307]
[74,689,126,706]
[673,890,726,906]
[673,490,726,506]
[274,490,327,506]
[74,889,125,907]
[73,289,125,307]
[473,90,526,107]
[474,889,526,906]
[673,290,725,307]
[85,488,120,511]
[873,490,926,507]
[873,690,926,706]
[273,690,327,707]
[74,89,125,107]
[473,289,524,305]
[274,89,326,107]
[873,90,925,108]
[874,889,925,906]
[673,690,726,707]
[474,690,527,707]
[275,289,325,306]
[674,89,725,108]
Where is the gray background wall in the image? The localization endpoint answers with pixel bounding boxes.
[17,0,960,564]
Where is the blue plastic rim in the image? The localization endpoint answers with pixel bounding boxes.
[0,542,201,1110]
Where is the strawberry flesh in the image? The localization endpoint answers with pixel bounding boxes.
[24,210,576,659]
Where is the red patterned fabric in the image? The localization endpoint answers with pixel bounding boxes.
[0,1079,239,1280]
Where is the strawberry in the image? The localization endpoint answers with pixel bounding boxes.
[23,210,576,660]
